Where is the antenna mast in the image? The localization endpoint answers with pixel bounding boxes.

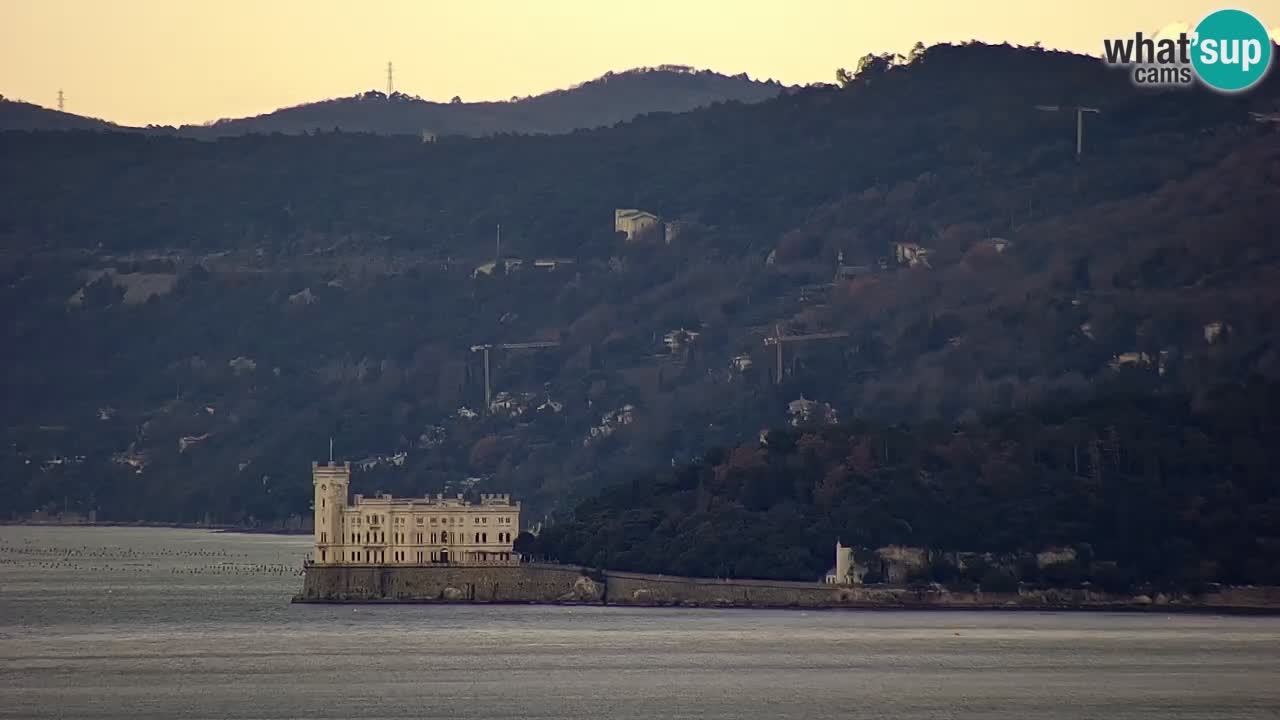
[496,224,502,264]
[386,62,394,95]
[329,437,334,463]
[57,90,64,112]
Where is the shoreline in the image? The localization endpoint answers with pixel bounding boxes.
[0,519,310,536]
[295,564,1280,614]
[290,596,1280,616]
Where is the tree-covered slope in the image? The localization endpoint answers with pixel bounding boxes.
[2,43,1278,527]
[529,380,1280,587]
[181,67,787,138]
[0,98,122,132]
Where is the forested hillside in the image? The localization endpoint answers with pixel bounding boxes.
[0,98,120,132]
[178,67,788,138]
[528,379,1280,587]
[0,67,786,138]
[2,43,1279,530]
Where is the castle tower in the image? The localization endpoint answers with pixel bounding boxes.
[312,461,350,565]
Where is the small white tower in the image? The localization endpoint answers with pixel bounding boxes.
[835,541,852,582]
[312,459,350,565]
[825,541,860,585]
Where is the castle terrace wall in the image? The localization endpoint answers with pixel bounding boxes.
[296,564,1280,613]
[297,564,604,603]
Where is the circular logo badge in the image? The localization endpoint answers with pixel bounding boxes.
[1191,9,1273,93]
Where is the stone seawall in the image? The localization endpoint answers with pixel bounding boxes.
[297,564,604,603]
[295,564,1280,613]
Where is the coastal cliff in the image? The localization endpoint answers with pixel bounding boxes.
[295,564,1280,612]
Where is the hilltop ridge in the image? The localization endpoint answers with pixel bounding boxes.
[0,66,788,138]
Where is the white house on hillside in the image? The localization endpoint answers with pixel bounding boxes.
[615,209,662,242]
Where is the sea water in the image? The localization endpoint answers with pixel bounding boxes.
[1,525,1277,719]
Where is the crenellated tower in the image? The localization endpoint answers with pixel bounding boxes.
[312,461,350,564]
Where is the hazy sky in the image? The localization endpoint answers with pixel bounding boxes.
[2,0,1278,127]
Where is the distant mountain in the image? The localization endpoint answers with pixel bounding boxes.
[0,98,121,132]
[180,67,788,138]
[0,67,789,139]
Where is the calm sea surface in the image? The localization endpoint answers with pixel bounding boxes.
[1,526,1278,720]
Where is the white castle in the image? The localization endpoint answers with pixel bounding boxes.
[311,461,521,566]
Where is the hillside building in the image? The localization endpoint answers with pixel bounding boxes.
[311,461,520,567]
[893,242,932,268]
[615,208,662,242]
[472,257,524,277]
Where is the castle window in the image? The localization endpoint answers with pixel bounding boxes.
[320,532,327,543]
[416,517,424,526]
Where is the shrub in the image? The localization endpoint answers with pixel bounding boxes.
[928,556,960,584]
[1041,559,1084,587]
[980,568,1020,593]
[1090,562,1134,594]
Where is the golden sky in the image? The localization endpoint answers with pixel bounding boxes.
[1,0,1277,127]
